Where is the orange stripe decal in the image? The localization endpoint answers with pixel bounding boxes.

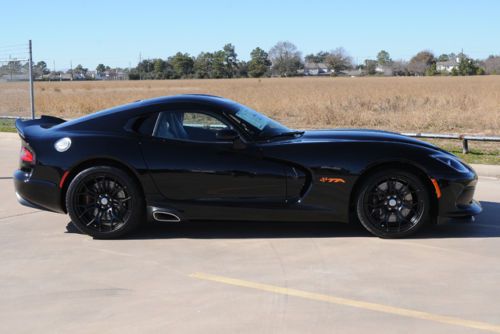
[431,178,442,199]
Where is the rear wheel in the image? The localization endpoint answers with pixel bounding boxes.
[356,169,431,238]
[66,166,145,239]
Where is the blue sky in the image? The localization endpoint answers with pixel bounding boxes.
[1,0,499,70]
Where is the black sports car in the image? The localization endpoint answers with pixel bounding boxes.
[14,94,481,238]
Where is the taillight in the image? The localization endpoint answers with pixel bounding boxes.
[20,146,35,164]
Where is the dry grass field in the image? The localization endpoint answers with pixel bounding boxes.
[1,76,499,135]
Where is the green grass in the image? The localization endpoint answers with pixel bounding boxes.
[423,139,500,165]
[441,146,500,165]
[0,119,16,132]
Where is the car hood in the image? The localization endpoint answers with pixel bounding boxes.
[299,129,439,150]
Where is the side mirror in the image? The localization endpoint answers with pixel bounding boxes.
[216,129,239,141]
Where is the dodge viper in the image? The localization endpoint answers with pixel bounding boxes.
[13,94,481,238]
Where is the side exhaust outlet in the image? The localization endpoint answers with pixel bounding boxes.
[152,211,181,222]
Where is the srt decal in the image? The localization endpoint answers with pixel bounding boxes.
[319,177,346,184]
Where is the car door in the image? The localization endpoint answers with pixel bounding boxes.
[139,105,287,212]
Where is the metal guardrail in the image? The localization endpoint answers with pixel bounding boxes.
[0,116,29,120]
[402,132,500,153]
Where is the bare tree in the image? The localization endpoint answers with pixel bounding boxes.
[324,47,353,74]
[390,59,410,76]
[482,55,500,74]
[408,50,435,75]
[304,51,329,64]
[268,41,302,77]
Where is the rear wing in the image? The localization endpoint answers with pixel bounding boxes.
[15,115,66,139]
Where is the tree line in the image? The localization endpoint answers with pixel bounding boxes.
[129,44,272,79]
[125,42,500,79]
[10,41,500,80]
[127,42,499,79]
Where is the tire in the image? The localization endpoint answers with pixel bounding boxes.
[355,169,431,238]
[66,166,145,239]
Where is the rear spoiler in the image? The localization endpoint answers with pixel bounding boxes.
[15,115,66,139]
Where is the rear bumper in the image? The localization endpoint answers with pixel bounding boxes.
[13,169,64,213]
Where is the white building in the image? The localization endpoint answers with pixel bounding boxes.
[436,57,460,72]
[303,62,332,76]
[375,65,393,76]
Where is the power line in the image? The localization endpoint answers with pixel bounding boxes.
[0,49,29,55]
[0,50,29,54]
[0,58,29,62]
[0,43,28,50]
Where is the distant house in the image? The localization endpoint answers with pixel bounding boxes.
[375,65,393,76]
[72,73,86,80]
[0,66,29,81]
[43,72,73,81]
[108,70,128,80]
[341,69,363,77]
[0,73,28,82]
[303,62,332,76]
[87,70,98,79]
[437,57,459,72]
[92,70,128,80]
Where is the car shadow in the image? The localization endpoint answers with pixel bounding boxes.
[65,201,500,240]
[412,201,500,239]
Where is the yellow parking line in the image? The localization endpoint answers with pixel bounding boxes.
[190,272,500,333]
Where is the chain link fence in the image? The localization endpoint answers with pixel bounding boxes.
[0,42,33,119]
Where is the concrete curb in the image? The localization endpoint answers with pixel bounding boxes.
[471,164,500,179]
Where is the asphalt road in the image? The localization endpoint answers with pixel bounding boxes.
[1,132,500,334]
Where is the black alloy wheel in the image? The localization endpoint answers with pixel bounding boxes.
[66,166,144,238]
[356,169,431,238]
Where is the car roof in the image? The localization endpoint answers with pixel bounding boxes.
[52,94,241,131]
[134,94,236,110]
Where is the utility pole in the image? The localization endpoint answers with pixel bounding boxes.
[139,52,142,80]
[9,54,12,81]
[70,61,73,80]
[28,40,35,119]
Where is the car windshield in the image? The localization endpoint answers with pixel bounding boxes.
[232,106,291,139]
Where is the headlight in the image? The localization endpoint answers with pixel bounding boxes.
[54,137,72,152]
[432,154,469,173]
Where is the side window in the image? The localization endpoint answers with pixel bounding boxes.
[154,111,230,142]
[135,113,159,136]
[183,112,227,130]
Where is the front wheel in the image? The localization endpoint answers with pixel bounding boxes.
[356,169,431,238]
[66,166,145,239]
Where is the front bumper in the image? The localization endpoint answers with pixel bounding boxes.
[13,169,64,213]
[442,199,482,217]
[436,173,482,218]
